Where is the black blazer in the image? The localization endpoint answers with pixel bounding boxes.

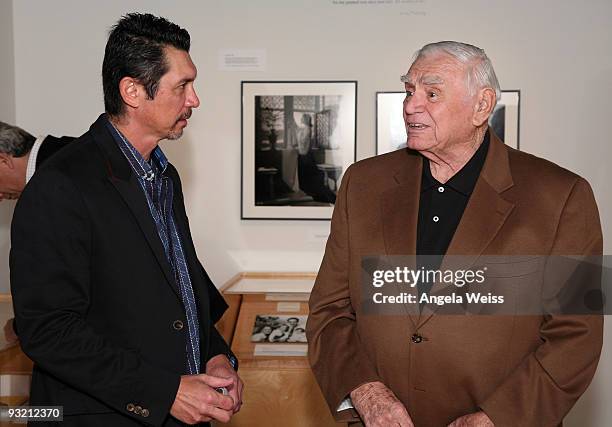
[10,114,230,427]
[35,135,75,168]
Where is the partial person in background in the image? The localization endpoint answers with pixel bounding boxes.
[0,121,74,344]
[0,121,73,201]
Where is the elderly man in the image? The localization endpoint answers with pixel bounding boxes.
[0,121,73,201]
[307,41,602,426]
[11,13,242,426]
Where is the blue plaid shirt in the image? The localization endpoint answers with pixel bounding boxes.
[106,118,201,374]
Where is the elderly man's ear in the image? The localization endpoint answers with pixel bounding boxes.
[471,88,496,127]
[0,153,15,170]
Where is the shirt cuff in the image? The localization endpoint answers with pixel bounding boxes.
[337,397,354,412]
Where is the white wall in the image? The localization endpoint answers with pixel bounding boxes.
[3,0,612,424]
[0,0,16,295]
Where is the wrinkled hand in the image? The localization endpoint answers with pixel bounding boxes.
[206,354,244,413]
[448,411,494,427]
[350,381,414,427]
[170,373,235,424]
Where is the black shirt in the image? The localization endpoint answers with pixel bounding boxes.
[416,132,490,293]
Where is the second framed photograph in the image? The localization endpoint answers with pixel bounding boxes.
[242,81,357,220]
[376,90,521,155]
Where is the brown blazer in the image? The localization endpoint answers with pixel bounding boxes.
[306,131,603,427]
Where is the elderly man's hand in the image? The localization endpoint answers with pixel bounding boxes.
[448,411,494,427]
[206,354,244,414]
[350,381,414,427]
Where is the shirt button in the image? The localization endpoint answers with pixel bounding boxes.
[173,320,184,330]
[438,186,445,193]
[411,334,423,343]
[433,215,439,222]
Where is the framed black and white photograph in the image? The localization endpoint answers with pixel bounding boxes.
[250,314,308,343]
[242,81,357,220]
[376,90,521,155]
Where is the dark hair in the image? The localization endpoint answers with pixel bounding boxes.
[102,13,190,117]
[0,121,35,157]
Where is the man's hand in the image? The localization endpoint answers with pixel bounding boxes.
[170,373,235,425]
[448,411,494,427]
[206,354,244,413]
[350,381,414,427]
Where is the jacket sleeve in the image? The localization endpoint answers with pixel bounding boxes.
[206,327,232,362]
[306,165,381,423]
[10,169,179,427]
[479,177,604,426]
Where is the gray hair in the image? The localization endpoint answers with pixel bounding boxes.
[405,41,501,105]
[0,121,35,157]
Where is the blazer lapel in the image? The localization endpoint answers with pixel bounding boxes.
[419,131,515,325]
[90,115,181,299]
[170,183,212,320]
[381,152,422,256]
[380,151,423,327]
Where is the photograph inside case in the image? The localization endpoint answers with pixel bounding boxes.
[250,314,308,343]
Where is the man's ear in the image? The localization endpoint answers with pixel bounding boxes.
[118,77,141,109]
[472,88,496,127]
[0,152,15,169]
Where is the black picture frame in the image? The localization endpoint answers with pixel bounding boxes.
[241,81,357,220]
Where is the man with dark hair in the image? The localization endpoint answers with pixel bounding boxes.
[0,121,73,201]
[11,13,242,426]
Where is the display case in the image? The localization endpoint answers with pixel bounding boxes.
[0,273,343,426]
[214,272,343,427]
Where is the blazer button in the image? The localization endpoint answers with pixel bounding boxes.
[134,405,142,415]
[173,320,184,330]
[411,333,423,343]
[126,403,135,412]
[141,408,150,418]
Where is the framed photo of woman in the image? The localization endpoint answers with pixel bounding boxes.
[241,81,357,220]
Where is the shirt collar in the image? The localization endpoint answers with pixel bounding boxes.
[25,135,47,183]
[421,130,490,196]
[105,116,168,181]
